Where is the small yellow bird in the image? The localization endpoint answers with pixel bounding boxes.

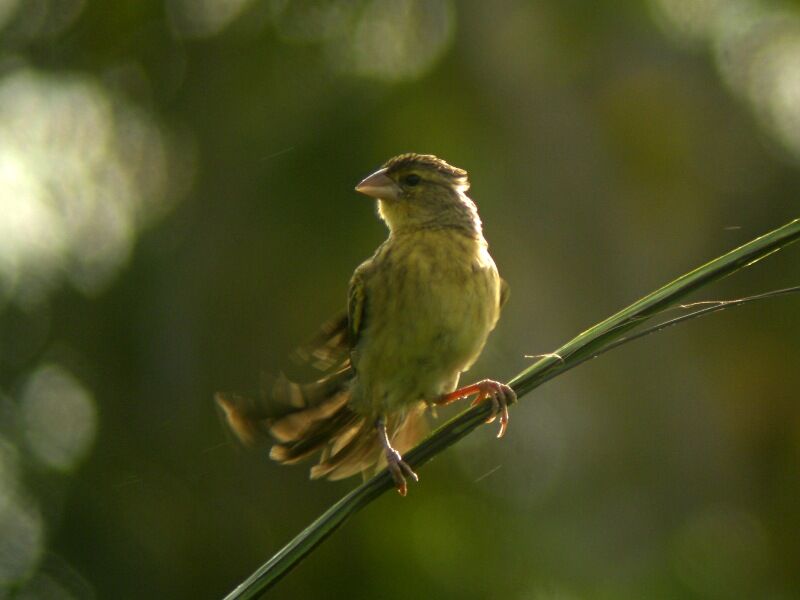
[216,153,514,495]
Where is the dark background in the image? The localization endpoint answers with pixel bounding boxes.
[0,1,798,598]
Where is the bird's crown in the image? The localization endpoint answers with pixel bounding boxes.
[383,153,469,191]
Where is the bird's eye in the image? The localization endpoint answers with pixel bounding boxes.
[403,174,421,186]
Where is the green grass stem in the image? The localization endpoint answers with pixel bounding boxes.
[224,218,800,599]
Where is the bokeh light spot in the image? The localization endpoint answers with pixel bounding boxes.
[20,364,96,472]
[0,497,44,588]
[0,0,19,32]
[167,0,254,38]
[269,0,455,82]
[653,0,800,161]
[343,0,454,82]
[0,436,20,515]
[746,30,800,156]
[1,0,85,41]
[270,0,356,43]
[650,0,729,40]
[0,67,175,305]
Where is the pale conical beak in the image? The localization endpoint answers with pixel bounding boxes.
[355,168,401,201]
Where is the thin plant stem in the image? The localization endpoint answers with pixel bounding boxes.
[530,285,800,386]
[223,218,800,600]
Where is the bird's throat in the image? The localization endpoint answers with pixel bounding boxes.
[378,194,483,238]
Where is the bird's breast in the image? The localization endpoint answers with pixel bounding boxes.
[351,230,502,413]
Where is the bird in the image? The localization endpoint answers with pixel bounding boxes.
[215,153,514,496]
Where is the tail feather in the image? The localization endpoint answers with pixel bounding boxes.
[268,391,349,443]
[309,405,428,481]
[330,418,366,456]
[214,392,266,446]
[269,402,359,464]
[216,366,354,446]
[309,421,380,480]
[265,364,353,416]
[216,366,428,481]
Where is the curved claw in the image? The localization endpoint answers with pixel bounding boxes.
[466,380,516,438]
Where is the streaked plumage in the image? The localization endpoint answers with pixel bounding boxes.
[216,153,513,494]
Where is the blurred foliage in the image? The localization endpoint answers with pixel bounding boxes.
[0,0,798,598]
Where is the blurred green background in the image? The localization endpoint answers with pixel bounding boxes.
[0,0,799,598]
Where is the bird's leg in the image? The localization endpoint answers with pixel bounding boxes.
[437,379,516,438]
[376,417,418,496]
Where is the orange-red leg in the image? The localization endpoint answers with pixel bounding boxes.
[437,379,516,438]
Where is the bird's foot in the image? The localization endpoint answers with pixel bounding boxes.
[376,417,418,496]
[438,379,516,438]
[385,447,419,497]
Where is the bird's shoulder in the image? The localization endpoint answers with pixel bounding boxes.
[500,277,510,308]
[347,266,368,345]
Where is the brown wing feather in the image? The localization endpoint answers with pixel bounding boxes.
[288,268,369,374]
[347,270,366,351]
[216,263,431,482]
[290,312,350,372]
[215,366,354,446]
[500,277,510,309]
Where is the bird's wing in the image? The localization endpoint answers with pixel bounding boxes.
[290,312,350,372]
[347,268,367,350]
[500,277,510,309]
[290,267,368,372]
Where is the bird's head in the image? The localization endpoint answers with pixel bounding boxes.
[355,153,481,235]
